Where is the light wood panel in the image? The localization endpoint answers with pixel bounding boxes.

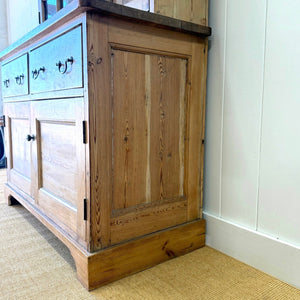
[110,48,189,245]
[87,219,205,290]
[149,54,187,201]
[4,102,32,196]
[155,0,208,26]
[112,49,148,209]
[87,13,112,251]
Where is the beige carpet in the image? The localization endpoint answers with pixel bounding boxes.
[0,170,299,299]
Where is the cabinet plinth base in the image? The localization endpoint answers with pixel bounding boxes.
[5,184,205,290]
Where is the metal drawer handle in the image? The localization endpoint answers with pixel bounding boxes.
[26,134,35,141]
[15,74,25,85]
[56,56,74,74]
[32,67,45,80]
[3,79,10,88]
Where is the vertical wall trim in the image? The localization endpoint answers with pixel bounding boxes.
[219,0,228,217]
[255,0,269,230]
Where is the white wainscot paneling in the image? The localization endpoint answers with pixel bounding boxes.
[0,0,8,51]
[204,0,227,215]
[204,212,300,289]
[6,0,39,44]
[258,0,300,247]
[221,0,266,228]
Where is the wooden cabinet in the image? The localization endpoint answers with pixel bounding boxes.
[0,0,211,290]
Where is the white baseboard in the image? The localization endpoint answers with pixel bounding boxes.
[203,212,300,289]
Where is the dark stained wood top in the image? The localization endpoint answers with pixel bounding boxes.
[0,0,211,61]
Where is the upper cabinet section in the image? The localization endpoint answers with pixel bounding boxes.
[29,25,83,94]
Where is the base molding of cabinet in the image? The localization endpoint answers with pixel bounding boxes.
[5,183,206,291]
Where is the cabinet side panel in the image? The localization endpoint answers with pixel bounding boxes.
[110,48,189,244]
[149,55,186,202]
[87,14,112,250]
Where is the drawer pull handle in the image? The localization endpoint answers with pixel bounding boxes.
[15,74,25,85]
[26,134,35,142]
[56,56,74,74]
[3,79,10,88]
[32,67,45,80]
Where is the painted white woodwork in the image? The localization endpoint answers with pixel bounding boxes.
[205,0,300,288]
[204,212,300,289]
[258,0,300,246]
[6,0,39,44]
[221,0,266,228]
[204,0,227,216]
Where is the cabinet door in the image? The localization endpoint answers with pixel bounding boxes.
[4,102,32,197]
[31,98,86,245]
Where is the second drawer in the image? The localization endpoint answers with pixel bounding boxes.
[29,25,83,94]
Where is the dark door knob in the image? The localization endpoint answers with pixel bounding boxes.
[26,134,35,141]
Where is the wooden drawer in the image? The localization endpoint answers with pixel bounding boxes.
[29,26,83,94]
[1,54,29,98]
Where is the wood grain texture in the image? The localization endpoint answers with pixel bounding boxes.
[108,17,194,56]
[155,0,208,26]
[87,13,112,251]
[109,47,189,245]
[4,102,32,197]
[149,55,187,202]
[1,7,208,289]
[112,50,148,209]
[187,37,207,220]
[110,199,187,244]
[87,219,205,290]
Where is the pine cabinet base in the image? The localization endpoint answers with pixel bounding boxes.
[1,0,210,290]
[5,183,205,290]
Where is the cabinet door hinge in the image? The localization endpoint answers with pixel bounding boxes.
[83,198,87,221]
[82,120,87,144]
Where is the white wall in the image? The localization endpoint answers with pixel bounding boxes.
[205,0,300,288]
[0,0,8,115]
[6,0,39,44]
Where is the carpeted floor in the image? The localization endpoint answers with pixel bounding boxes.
[0,169,299,299]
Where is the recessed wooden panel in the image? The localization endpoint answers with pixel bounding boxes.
[111,48,188,244]
[149,55,187,202]
[4,102,32,197]
[112,50,187,210]
[112,50,148,210]
[39,120,77,208]
[11,118,31,179]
